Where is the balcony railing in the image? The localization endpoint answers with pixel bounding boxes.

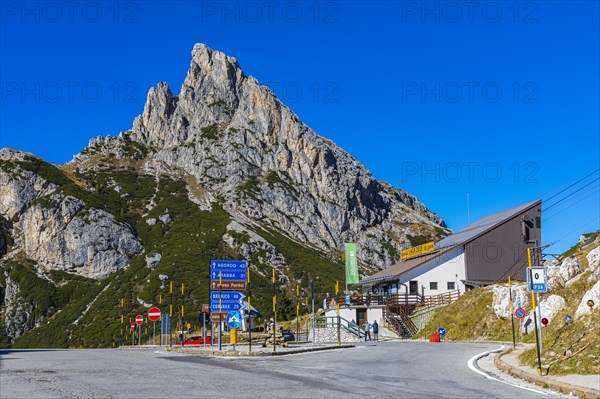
[325,290,461,312]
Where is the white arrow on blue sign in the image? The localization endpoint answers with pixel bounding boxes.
[210,271,247,281]
[437,327,446,336]
[226,311,242,329]
[210,301,245,312]
[210,291,245,301]
[210,260,247,272]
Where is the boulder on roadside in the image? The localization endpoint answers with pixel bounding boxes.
[547,257,581,290]
[539,294,566,323]
[492,283,530,319]
[585,246,600,271]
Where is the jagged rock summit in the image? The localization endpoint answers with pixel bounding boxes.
[74,43,447,268]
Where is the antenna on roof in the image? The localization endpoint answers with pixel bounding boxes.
[467,192,470,230]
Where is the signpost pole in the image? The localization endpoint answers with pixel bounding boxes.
[535,247,543,354]
[159,295,162,347]
[181,283,185,345]
[153,321,156,346]
[169,281,173,348]
[120,298,124,347]
[296,285,300,342]
[272,268,276,353]
[528,248,543,376]
[336,281,340,346]
[311,279,315,346]
[248,269,252,353]
[219,271,222,352]
[208,267,211,348]
[509,276,516,349]
[537,292,543,353]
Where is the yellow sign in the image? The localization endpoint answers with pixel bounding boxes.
[401,241,435,259]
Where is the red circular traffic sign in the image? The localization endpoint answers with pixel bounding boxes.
[148,307,161,321]
[135,315,144,325]
[130,322,135,331]
[515,307,526,319]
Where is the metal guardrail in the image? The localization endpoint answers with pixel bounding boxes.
[314,316,363,337]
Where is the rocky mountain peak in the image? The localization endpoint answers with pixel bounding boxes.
[75,43,447,268]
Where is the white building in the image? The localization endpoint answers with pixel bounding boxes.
[324,200,542,337]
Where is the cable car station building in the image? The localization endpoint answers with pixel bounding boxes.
[325,199,542,338]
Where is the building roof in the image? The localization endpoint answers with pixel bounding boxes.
[359,199,542,285]
[434,199,541,249]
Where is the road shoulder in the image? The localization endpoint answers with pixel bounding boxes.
[494,345,600,399]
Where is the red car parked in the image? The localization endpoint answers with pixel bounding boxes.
[181,336,212,346]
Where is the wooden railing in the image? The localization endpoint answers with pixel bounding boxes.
[414,290,461,313]
[326,290,461,311]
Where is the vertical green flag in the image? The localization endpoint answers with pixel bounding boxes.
[345,243,359,284]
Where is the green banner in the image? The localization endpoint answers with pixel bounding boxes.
[345,243,359,284]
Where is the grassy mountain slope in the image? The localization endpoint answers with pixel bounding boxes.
[1,154,346,348]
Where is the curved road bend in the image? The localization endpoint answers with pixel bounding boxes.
[1,342,562,398]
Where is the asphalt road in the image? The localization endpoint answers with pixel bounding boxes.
[0,342,560,398]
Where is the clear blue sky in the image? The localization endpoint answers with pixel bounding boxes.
[1,1,599,255]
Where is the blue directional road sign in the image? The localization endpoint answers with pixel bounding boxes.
[210,270,247,281]
[226,311,242,329]
[210,291,246,302]
[210,260,247,272]
[437,327,446,337]
[210,301,245,312]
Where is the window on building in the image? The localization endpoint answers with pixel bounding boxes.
[430,282,438,290]
[447,282,456,290]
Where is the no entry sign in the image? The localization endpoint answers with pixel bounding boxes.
[135,315,144,325]
[130,322,135,331]
[148,307,161,321]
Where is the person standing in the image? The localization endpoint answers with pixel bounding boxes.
[364,321,372,341]
[372,320,379,342]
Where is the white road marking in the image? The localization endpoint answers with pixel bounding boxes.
[467,345,550,396]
